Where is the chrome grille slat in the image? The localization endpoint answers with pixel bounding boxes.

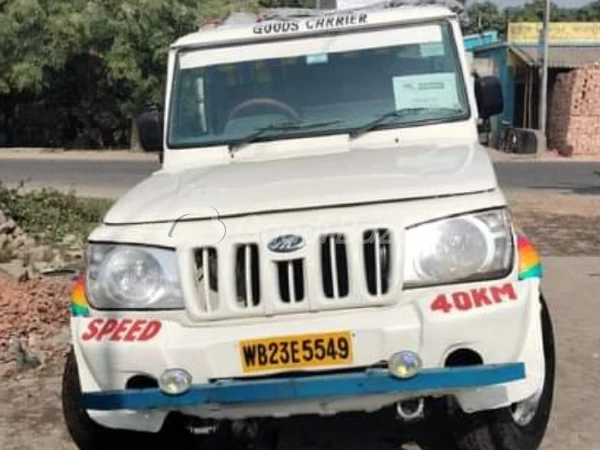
[277,260,305,304]
[194,247,218,313]
[329,237,340,299]
[374,231,382,297]
[235,244,260,309]
[244,245,253,308]
[287,262,296,303]
[321,234,349,300]
[202,248,212,313]
[364,229,392,298]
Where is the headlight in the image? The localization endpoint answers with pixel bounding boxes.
[87,244,184,310]
[404,209,513,288]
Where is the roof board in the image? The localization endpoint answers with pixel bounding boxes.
[172,5,455,50]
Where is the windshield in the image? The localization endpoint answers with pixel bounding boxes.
[168,21,470,149]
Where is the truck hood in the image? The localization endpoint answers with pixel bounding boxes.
[104,143,497,225]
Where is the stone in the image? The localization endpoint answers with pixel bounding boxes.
[66,249,83,261]
[0,211,6,225]
[30,246,52,262]
[62,234,78,245]
[0,219,16,235]
[49,254,66,269]
[13,235,27,249]
[0,234,7,249]
[6,236,19,251]
[33,261,51,273]
[18,268,31,283]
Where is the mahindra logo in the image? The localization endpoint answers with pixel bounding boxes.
[268,235,305,253]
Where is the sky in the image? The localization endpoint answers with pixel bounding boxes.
[477,0,591,6]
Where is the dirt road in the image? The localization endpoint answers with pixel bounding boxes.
[1,192,599,450]
[2,257,598,450]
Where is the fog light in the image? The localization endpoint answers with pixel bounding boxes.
[388,351,422,379]
[159,369,192,395]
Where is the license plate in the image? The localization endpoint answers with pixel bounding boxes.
[239,331,354,374]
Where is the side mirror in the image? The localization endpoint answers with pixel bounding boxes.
[475,76,504,120]
[136,108,164,157]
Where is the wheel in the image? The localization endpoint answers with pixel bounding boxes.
[446,295,555,450]
[62,349,199,449]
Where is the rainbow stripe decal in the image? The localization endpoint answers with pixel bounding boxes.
[517,234,543,280]
[71,275,90,317]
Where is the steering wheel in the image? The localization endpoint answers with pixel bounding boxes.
[227,98,301,124]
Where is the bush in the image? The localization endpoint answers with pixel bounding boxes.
[0,184,113,244]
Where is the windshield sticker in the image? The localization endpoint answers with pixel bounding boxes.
[253,13,368,36]
[393,73,460,111]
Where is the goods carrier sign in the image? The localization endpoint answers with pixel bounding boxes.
[254,12,369,35]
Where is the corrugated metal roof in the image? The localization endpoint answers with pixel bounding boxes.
[514,45,600,68]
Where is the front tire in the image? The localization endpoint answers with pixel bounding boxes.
[62,349,202,449]
[448,295,555,450]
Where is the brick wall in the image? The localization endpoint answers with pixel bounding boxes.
[548,65,600,156]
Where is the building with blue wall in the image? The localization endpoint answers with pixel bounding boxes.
[466,23,600,146]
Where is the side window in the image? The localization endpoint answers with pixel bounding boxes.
[173,71,207,140]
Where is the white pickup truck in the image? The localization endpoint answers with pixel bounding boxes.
[62,3,555,450]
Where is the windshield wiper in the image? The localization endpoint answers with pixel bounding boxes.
[349,107,464,139]
[228,119,343,153]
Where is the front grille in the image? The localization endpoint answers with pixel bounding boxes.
[363,229,392,297]
[190,228,395,319]
[277,260,305,303]
[321,234,349,299]
[235,244,260,308]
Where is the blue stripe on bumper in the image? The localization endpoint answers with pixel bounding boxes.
[82,363,525,411]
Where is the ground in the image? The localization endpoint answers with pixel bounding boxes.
[509,192,600,256]
[1,187,599,450]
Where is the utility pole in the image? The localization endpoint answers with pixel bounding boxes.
[538,0,551,134]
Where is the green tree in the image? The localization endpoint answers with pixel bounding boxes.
[575,1,600,21]
[13,0,600,149]
[1,0,259,147]
[260,0,316,6]
[506,1,573,23]
[465,1,505,35]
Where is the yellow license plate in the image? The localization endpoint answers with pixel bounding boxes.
[239,331,354,374]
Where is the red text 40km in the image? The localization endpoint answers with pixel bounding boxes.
[81,318,162,342]
[431,284,517,314]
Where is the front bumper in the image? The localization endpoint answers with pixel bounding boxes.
[82,363,525,411]
[73,278,545,431]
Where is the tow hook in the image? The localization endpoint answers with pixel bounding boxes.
[396,398,425,421]
[232,419,279,450]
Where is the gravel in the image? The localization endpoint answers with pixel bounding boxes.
[0,271,73,377]
[508,192,600,257]
[0,191,598,449]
